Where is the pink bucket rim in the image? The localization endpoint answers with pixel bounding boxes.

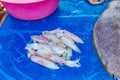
[0,0,45,4]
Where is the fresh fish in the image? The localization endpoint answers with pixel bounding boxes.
[25,43,55,54]
[59,36,81,53]
[26,42,72,59]
[93,0,120,79]
[25,29,83,69]
[53,29,81,52]
[42,31,60,42]
[31,35,48,44]
[28,48,80,68]
[63,30,84,44]
[27,53,59,70]
[50,45,72,59]
[42,31,66,48]
[64,58,81,68]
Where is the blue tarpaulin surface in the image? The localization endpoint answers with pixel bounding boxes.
[0,0,114,80]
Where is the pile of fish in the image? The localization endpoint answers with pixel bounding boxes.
[25,29,84,69]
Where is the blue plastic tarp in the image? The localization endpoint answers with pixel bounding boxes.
[0,0,114,80]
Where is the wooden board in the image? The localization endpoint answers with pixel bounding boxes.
[0,3,7,26]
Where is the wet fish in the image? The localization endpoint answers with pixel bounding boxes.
[26,29,83,69]
[93,0,120,79]
[31,35,48,44]
[54,29,81,53]
[50,45,72,60]
[63,30,84,44]
[42,31,66,48]
[27,53,59,70]
[28,48,80,68]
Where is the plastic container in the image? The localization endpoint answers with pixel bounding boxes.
[0,0,59,20]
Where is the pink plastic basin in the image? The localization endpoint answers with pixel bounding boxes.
[0,0,59,20]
